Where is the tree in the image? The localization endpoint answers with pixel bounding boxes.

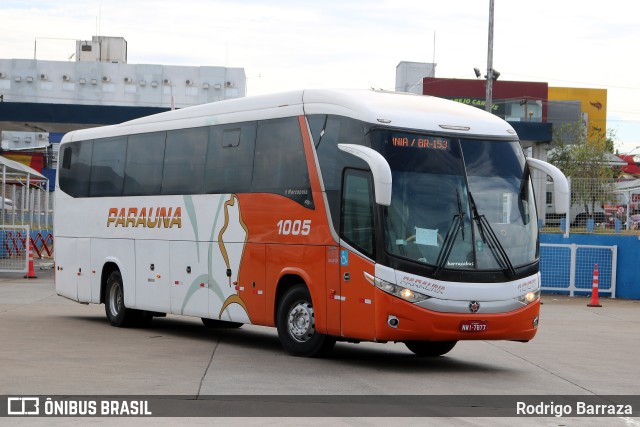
[548,121,619,220]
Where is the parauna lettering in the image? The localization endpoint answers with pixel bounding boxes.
[106,207,182,228]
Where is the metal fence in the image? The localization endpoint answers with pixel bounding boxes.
[1,184,53,230]
[537,177,640,236]
[540,243,617,297]
[0,180,54,263]
[0,225,30,273]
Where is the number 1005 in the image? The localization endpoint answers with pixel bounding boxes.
[277,219,311,236]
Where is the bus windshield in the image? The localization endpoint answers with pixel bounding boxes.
[371,130,538,272]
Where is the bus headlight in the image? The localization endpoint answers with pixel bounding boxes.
[374,277,430,303]
[516,290,540,305]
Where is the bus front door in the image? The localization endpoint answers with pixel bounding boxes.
[339,249,376,340]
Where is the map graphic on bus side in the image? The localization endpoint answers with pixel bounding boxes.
[180,194,251,324]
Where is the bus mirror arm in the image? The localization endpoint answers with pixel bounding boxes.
[338,144,392,206]
[526,158,569,215]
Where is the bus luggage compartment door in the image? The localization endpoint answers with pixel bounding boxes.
[135,240,171,313]
[55,237,91,302]
[170,241,209,317]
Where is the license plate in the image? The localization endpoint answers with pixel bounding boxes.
[460,320,488,332]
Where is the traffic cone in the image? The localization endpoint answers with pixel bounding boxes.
[587,263,601,307]
[24,239,37,279]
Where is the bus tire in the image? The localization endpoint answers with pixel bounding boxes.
[201,318,243,328]
[276,285,335,357]
[104,270,134,327]
[404,340,457,357]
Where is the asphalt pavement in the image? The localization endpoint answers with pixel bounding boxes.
[1,261,640,426]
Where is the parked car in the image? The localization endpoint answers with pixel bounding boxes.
[572,211,608,227]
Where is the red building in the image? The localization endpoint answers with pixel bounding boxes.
[422,77,549,122]
[422,77,553,147]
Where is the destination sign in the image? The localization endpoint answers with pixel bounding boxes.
[391,136,449,150]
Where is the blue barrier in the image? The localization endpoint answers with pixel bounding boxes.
[539,246,571,293]
[541,233,640,299]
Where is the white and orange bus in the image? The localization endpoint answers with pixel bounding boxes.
[55,89,568,357]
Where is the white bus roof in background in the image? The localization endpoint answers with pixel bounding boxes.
[62,89,517,143]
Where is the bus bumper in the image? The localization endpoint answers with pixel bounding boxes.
[373,289,540,342]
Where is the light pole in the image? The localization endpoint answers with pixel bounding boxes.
[485,0,495,112]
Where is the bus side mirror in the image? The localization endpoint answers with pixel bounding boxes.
[526,158,569,215]
[338,144,392,206]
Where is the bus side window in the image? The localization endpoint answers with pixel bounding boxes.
[161,127,208,195]
[59,140,93,198]
[308,114,369,233]
[89,136,127,197]
[123,132,166,196]
[252,117,313,207]
[204,123,256,194]
[341,169,374,257]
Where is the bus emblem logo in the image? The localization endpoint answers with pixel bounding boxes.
[469,301,480,313]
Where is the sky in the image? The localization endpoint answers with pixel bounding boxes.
[3,0,640,152]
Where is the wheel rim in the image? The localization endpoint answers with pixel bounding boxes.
[287,300,315,343]
[109,281,123,317]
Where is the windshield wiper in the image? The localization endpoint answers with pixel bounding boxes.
[468,192,516,278]
[457,189,465,241]
[434,190,466,277]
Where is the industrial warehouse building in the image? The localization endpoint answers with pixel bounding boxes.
[0,35,247,193]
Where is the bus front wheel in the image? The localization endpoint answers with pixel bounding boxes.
[276,285,335,357]
[404,340,457,357]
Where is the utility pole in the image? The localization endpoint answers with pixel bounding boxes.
[485,0,495,112]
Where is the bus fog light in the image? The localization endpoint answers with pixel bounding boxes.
[533,316,539,328]
[388,315,399,328]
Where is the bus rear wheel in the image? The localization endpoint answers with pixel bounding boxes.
[105,270,137,327]
[276,285,335,357]
[404,340,457,357]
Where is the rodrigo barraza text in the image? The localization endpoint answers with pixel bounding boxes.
[516,401,632,417]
